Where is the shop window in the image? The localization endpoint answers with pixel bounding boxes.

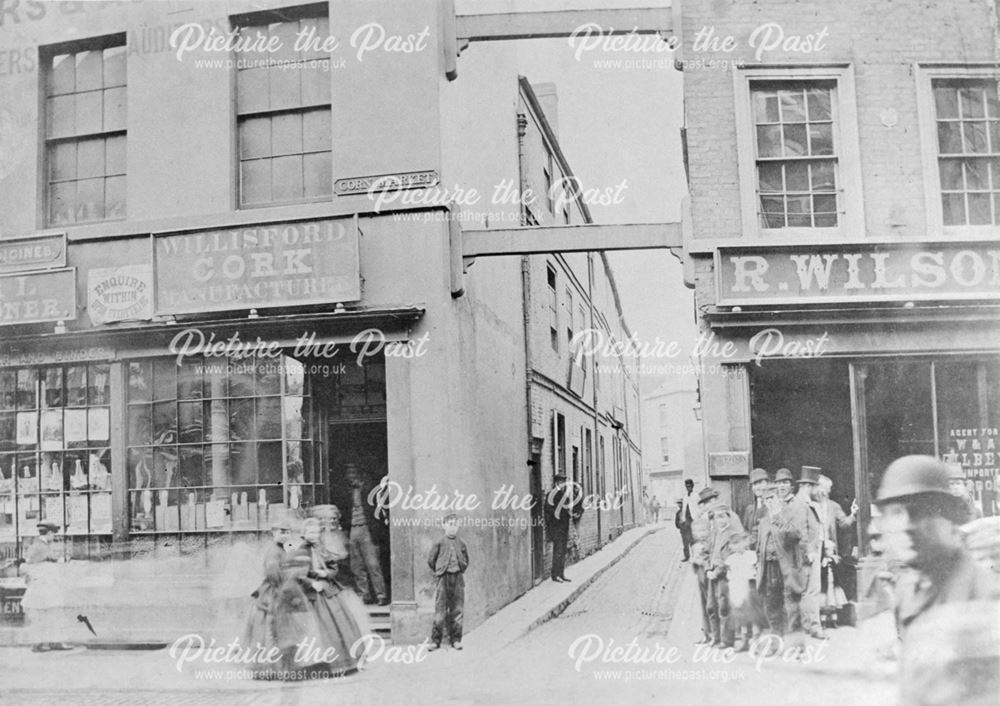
[932,80,1000,226]
[0,363,112,542]
[126,355,320,533]
[234,7,332,207]
[751,81,838,228]
[660,435,670,464]
[552,411,566,478]
[43,35,127,225]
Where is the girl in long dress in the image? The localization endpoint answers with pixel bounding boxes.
[271,517,367,679]
[243,516,292,678]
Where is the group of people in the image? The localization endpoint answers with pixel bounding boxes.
[676,466,859,656]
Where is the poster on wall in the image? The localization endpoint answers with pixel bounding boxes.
[40,410,63,451]
[15,412,37,445]
[64,409,88,443]
[88,408,110,442]
[87,264,154,325]
[943,427,999,517]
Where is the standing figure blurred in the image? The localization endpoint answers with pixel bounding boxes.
[243,515,293,679]
[346,463,389,606]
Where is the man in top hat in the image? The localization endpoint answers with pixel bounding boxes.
[690,486,717,644]
[25,522,60,564]
[704,489,746,648]
[876,455,999,638]
[946,462,983,521]
[769,465,824,650]
[545,472,581,583]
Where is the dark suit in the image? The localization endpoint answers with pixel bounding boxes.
[427,536,469,645]
[545,482,580,580]
[755,513,786,634]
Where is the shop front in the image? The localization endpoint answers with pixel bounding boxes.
[699,241,1000,588]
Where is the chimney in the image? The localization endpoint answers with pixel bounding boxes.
[532,82,559,137]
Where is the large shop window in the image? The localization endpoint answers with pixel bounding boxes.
[0,364,112,541]
[127,356,321,533]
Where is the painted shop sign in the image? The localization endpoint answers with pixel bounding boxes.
[334,170,439,196]
[88,264,153,325]
[0,233,66,274]
[0,268,76,325]
[717,242,1000,305]
[153,217,361,315]
[708,451,750,477]
[0,346,114,368]
[944,427,999,517]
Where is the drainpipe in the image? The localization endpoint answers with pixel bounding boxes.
[587,252,601,544]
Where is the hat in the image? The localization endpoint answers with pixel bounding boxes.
[553,472,567,482]
[749,468,769,485]
[684,478,695,486]
[798,466,822,485]
[774,468,793,483]
[36,521,59,533]
[876,455,955,505]
[697,487,719,504]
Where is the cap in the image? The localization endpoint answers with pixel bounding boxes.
[876,455,955,505]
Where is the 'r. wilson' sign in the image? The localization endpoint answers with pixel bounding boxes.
[716,243,1000,305]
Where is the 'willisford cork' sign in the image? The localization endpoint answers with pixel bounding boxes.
[153,217,361,316]
[717,242,1000,305]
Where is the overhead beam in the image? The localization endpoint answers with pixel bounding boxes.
[462,222,682,258]
[455,8,674,42]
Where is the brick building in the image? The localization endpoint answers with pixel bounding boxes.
[0,0,642,643]
[679,0,1000,572]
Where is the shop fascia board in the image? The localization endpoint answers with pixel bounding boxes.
[702,303,1000,328]
[0,307,426,354]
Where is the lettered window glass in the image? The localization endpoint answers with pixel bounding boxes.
[44,35,127,225]
[234,9,332,207]
[933,80,1000,226]
[751,81,838,228]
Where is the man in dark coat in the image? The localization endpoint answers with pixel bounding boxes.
[704,494,745,648]
[756,484,786,641]
[769,466,823,650]
[545,472,581,583]
[876,456,999,639]
[741,468,770,639]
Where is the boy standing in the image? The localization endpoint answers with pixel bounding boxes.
[723,532,758,652]
[427,514,469,650]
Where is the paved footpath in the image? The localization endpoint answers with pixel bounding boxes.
[1,526,898,706]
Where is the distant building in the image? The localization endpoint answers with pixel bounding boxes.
[641,376,704,511]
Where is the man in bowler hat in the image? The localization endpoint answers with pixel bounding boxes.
[755,483,787,643]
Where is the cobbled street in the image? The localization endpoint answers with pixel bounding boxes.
[1,529,897,706]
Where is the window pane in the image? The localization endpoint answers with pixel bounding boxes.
[303,152,332,199]
[105,135,126,175]
[779,90,806,122]
[241,159,271,205]
[49,54,75,95]
[49,182,75,225]
[934,86,959,119]
[965,159,989,190]
[258,442,283,485]
[757,162,782,193]
[939,159,964,190]
[811,160,836,191]
[236,68,269,114]
[17,370,38,409]
[938,122,962,154]
[153,401,177,443]
[44,368,63,407]
[256,398,282,439]
[271,21,300,63]
[968,192,992,225]
[813,193,837,215]
[75,91,103,134]
[47,95,75,138]
[806,89,832,120]
[103,86,126,131]
[179,401,203,443]
[239,117,271,160]
[271,113,303,156]
[256,361,281,396]
[942,192,966,225]
[302,17,330,60]
[752,91,779,123]
[77,138,105,178]
[76,178,105,222]
[129,404,152,445]
[782,124,808,156]
[990,122,1000,153]
[963,121,989,154]
[75,50,103,92]
[103,45,126,87]
[300,61,331,105]
[808,123,834,155]
[760,196,785,227]
[49,142,77,181]
[785,161,809,191]
[178,446,205,488]
[302,108,331,152]
[0,371,15,410]
[66,367,86,406]
[271,155,303,201]
[88,364,109,405]
[960,88,986,119]
[756,125,781,158]
[153,358,176,401]
[268,65,300,110]
[128,361,151,402]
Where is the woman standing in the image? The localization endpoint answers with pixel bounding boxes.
[243,515,293,679]
[271,517,367,679]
